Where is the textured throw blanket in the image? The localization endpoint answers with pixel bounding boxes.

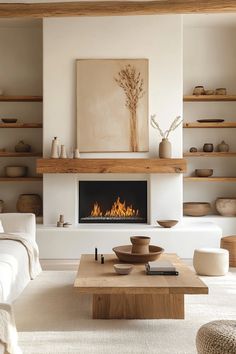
[0,233,41,279]
[0,303,22,354]
[0,232,42,354]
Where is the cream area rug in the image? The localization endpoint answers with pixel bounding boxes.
[13,268,236,354]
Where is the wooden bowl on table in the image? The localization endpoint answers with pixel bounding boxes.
[113,245,164,263]
[113,264,133,275]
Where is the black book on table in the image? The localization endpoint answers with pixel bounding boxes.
[145,264,179,275]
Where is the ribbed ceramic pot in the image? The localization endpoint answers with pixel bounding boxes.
[16,194,42,216]
[218,141,229,152]
[216,198,236,216]
[159,138,171,158]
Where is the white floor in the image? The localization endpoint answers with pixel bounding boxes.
[12,261,236,354]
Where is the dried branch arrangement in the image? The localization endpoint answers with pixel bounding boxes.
[115,64,145,151]
[151,115,182,139]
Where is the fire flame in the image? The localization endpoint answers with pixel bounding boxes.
[90,197,139,218]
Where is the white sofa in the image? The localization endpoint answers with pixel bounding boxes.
[0,213,41,354]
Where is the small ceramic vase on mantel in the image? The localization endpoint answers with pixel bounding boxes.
[159,138,171,158]
[60,145,67,158]
[51,137,59,158]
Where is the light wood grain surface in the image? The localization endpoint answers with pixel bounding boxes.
[0,95,42,102]
[184,122,236,129]
[1,1,236,18]
[36,158,186,174]
[184,177,236,182]
[184,152,236,157]
[183,95,236,102]
[74,254,208,295]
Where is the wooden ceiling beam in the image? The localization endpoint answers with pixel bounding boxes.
[0,1,236,18]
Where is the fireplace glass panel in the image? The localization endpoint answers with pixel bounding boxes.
[79,181,147,223]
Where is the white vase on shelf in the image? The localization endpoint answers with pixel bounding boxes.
[60,145,67,158]
[74,148,80,158]
[50,137,59,158]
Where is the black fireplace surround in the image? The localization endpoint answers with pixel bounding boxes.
[79,181,147,224]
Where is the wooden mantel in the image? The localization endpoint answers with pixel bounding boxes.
[36,158,186,174]
[0,1,236,18]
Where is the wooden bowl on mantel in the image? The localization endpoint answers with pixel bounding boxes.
[157,220,178,228]
[112,245,164,263]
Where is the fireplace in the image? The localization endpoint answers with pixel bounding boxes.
[79,181,147,223]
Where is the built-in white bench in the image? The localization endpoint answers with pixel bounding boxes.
[36,221,222,259]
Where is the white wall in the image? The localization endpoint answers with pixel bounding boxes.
[43,15,183,225]
[0,23,43,212]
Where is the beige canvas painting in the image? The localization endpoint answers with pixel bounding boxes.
[77,59,148,152]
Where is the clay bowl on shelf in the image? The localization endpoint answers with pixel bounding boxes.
[215,198,236,216]
[112,245,164,263]
[195,169,213,177]
[113,264,133,275]
[5,165,28,178]
[156,220,178,228]
[1,118,18,123]
[183,202,211,217]
[130,236,150,254]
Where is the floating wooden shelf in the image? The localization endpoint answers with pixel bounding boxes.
[184,177,236,182]
[184,152,236,157]
[0,95,42,102]
[36,158,187,174]
[0,123,42,128]
[183,95,236,102]
[184,122,236,128]
[2,1,236,18]
[0,177,43,182]
[0,152,42,157]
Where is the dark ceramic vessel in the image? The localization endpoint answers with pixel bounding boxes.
[203,143,214,152]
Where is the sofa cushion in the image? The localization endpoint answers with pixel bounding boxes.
[0,221,4,233]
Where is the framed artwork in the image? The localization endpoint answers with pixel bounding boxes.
[77,59,148,152]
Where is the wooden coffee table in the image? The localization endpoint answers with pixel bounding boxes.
[74,253,208,319]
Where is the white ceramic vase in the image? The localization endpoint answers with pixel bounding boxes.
[51,137,59,158]
[60,145,67,158]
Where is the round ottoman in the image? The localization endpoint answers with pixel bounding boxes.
[193,248,229,276]
[221,236,236,267]
[196,320,236,354]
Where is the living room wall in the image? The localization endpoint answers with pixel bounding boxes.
[42,15,183,225]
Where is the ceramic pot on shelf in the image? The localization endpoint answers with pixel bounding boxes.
[15,140,31,153]
[16,194,42,216]
[203,143,214,153]
[218,141,229,152]
[215,198,236,216]
[159,138,171,158]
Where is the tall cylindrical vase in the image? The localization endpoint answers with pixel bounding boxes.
[159,138,171,158]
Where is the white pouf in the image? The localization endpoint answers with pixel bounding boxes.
[193,248,229,276]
